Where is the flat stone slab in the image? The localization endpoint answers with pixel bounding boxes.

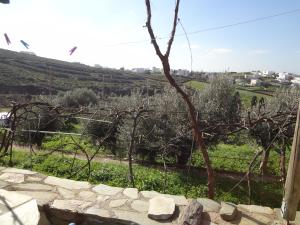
[109,199,127,208]
[131,200,149,213]
[238,204,274,215]
[0,173,24,183]
[78,191,96,201]
[123,188,138,199]
[12,183,54,191]
[140,190,160,199]
[0,180,9,188]
[197,198,221,212]
[163,194,188,206]
[0,189,32,208]
[44,176,91,190]
[15,191,58,206]
[113,209,172,225]
[2,168,37,174]
[93,184,123,196]
[51,199,93,212]
[57,187,76,199]
[148,196,175,220]
[86,206,111,218]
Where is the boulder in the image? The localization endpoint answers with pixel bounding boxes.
[148,196,175,220]
[178,199,203,225]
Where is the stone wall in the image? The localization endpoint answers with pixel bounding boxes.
[0,167,299,225]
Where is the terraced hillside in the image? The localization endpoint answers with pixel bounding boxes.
[0,48,171,97]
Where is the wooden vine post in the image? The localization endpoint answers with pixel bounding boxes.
[281,101,300,221]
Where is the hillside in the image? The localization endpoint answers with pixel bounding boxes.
[0,48,173,97]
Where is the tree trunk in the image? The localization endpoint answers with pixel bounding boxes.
[128,116,138,188]
[280,144,286,185]
[260,149,270,176]
[145,0,214,198]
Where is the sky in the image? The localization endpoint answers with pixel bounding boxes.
[0,0,299,74]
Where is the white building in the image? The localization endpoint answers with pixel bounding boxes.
[291,77,300,86]
[262,70,275,76]
[250,79,261,86]
[174,69,190,76]
[277,72,294,82]
[0,112,9,127]
[132,68,150,73]
[151,67,162,74]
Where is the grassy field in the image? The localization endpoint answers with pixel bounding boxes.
[0,149,283,208]
[185,80,272,106]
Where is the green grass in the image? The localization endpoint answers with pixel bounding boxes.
[185,80,208,90]
[192,143,289,176]
[185,80,272,107]
[0,149,283,208]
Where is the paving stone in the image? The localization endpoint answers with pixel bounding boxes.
[123,188,138,199]
[26,175,44,182]
[12,183,54,191]
[0,180,8,188]
[178,199,203,225]
[238,204,274,215]
[2,167,37,174]
[197,198,221,213]
[0,189,32,208]
[131,200,149,213]
[220,202,237,221]
[44,176,91,190]
[86,206,111,217]
[148,196,175,220]
[163,194,188,206]
[109,199,127,208]
[236,214,272,225]
[78,191,96,201]
[51,199,93,212]
[140,190,160,199]
[0,172,24,183]
[0,196,39,225]
[113,209,172,225]
[97,195,110,203]
[93,184,123,196]
[57,187,76,199]
[16,191,58,206]
[200,221,218,225]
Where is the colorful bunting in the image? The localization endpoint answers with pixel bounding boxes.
[20,40,30,49]
[69,46,77,55]
[4,33,11,45]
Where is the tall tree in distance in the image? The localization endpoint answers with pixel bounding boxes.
[144,0,215,198]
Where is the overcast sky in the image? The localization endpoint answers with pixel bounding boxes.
[0,0,299,73]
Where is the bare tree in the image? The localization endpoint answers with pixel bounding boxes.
[144,0,214,198]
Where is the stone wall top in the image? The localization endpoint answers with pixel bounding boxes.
[0,167,298,225]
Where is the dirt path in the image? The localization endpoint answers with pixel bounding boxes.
[13,144,281,183]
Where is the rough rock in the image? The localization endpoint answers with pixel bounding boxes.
[131,200,149,213]
[109,199,127,208]
[92,184,123,196]
[0,173,24,183]
[123,188,139,199]
[197,198,221,213]
[163,194,188,206]
[148,196,175,220]
[219,202,237,221]
[178,199,203,225]
[44,176,91,190]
